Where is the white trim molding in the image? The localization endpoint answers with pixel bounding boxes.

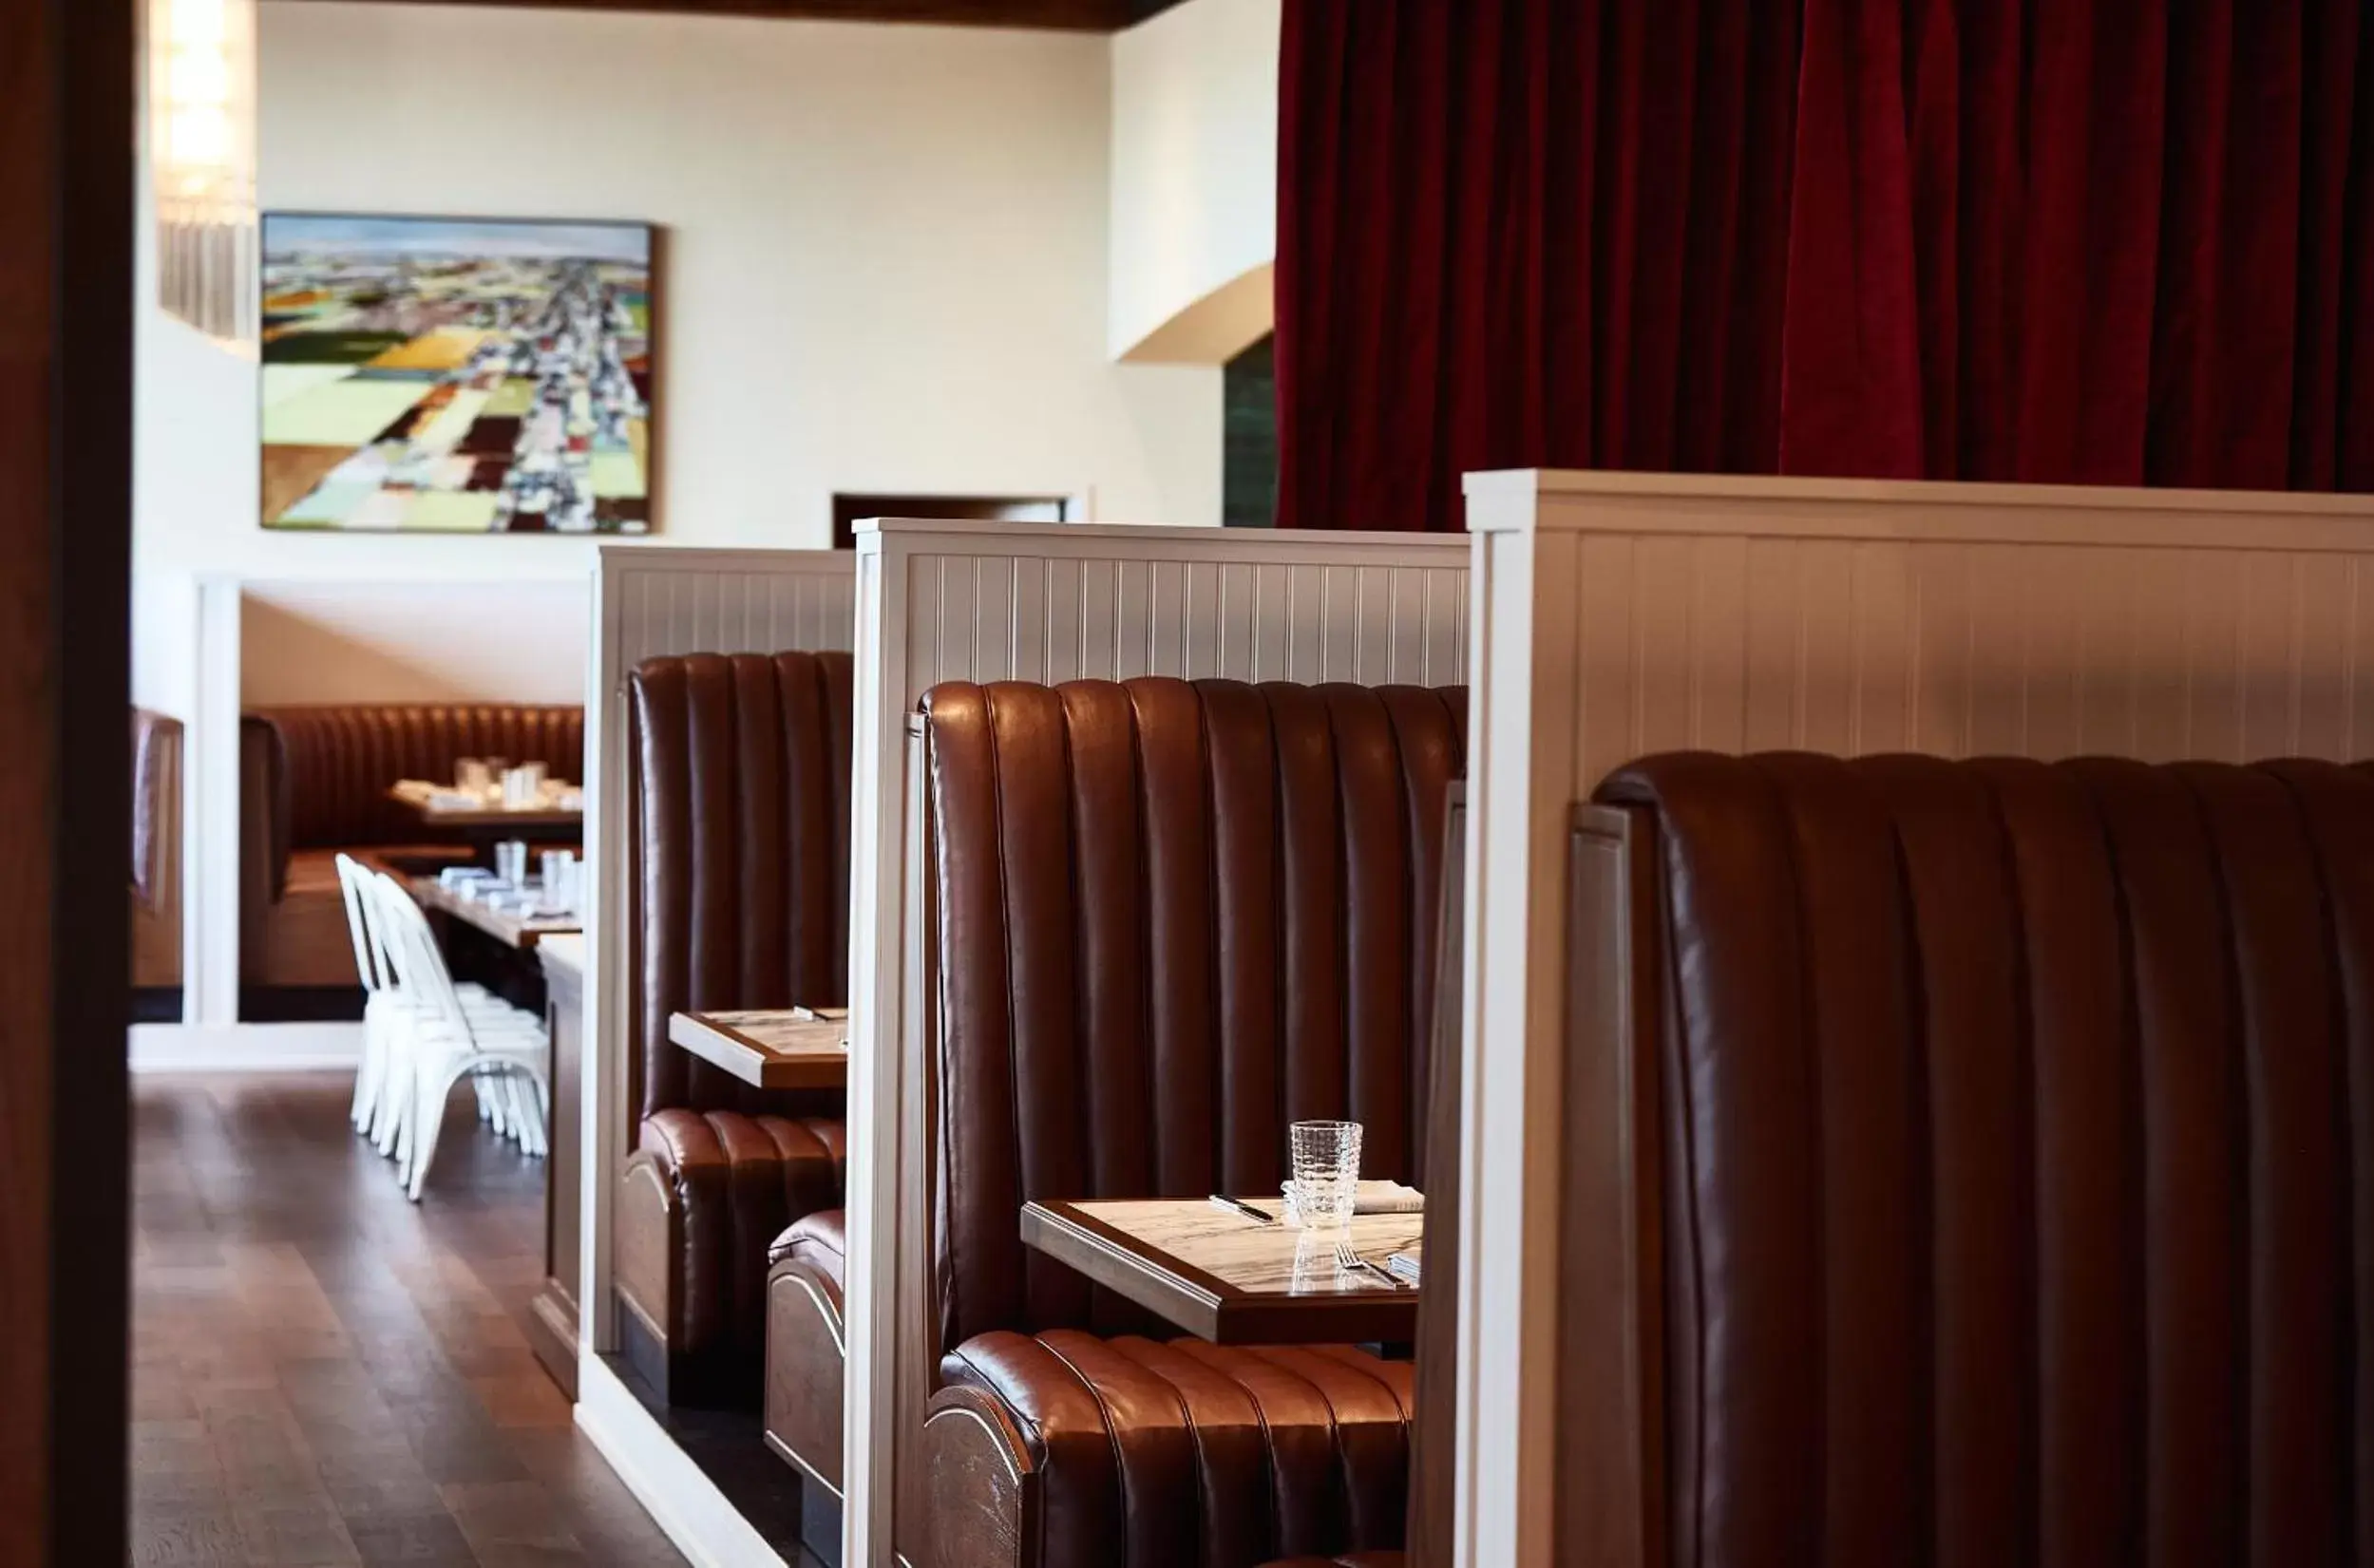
[127,1022,364,1074]
[843,518,1470,1567]
[575,1353,792,1568]
[1452,468,2374,1568]
[191,576,243,1029]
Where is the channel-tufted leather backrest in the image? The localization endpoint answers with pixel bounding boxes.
[249,703,584,858]
[922,677,1467,1350]
[1594,752,2374,1568]
[629,652,854,1121]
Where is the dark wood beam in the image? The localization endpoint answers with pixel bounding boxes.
[267,0,1194,31]
[0,0,133,1561]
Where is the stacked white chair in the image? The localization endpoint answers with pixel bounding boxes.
[332,856,552,1200]
[335,852,405,1142]
[335,854,533,1157]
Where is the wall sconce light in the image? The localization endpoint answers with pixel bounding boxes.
[149,0,257,350]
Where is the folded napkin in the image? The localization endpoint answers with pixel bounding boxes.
[1282,1179,1426,1220]
[1350,1179,1425,1215]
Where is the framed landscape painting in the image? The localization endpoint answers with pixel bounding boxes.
[260,213,654,534]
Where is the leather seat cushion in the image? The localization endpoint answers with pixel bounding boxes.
[942,1329,1412,1563]
[340,843,481,878]
[246,845,478,989]
[641,1107,846,1362]
[768,1206,846,1290]
[292,845,478,895]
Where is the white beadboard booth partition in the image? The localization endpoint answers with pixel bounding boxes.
[575,546,855,1566]
[1453,469,2374,1568]
[842,519,1471,1567]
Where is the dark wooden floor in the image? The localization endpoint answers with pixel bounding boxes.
[131,1073,688,1567]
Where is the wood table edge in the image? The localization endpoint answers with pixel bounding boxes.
[1021,1201,1227,1341]
[411,878,579,952]
[668,1011,848,1091]
[385,783,583,831]
[1019,1200,1422,1346]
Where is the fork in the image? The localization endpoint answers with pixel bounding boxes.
[1334,1240,1401,1289]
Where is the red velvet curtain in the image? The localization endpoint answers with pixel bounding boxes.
[1276,0,2374,532]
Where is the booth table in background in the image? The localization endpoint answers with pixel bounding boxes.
[410,876,581,951]
[386,778,584,860]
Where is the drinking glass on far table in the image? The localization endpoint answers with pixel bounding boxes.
[1288,1119,1362,1230]
[502,765,545,809]
[455,757,492,797]
[540,849,578,916]
[493,839,528,890]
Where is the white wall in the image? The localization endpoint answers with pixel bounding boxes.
[240,581,589,707]
[133,2,1239,1049]
[134,0,1225,603]
[1108,0,1280,363]
[131,574,201,720]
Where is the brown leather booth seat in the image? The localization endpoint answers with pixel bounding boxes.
[239,704,584,988]
[613,652,854,1409]
[766,1205,850,1491]
[1574,752,2374,1568]
[132,708,183,991]
[919,677,1466,1568]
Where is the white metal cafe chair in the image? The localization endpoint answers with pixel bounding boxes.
[336,855,542,1162]
[334,852,405,1140]
[365,871,551,1200]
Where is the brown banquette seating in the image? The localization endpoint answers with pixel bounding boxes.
[132,708,183,991]
[917,676,1467,1568]
[1551,751,2374,1568]
[765,1206,848,1488]
[239,703,583,988]
[615,652,854,1407]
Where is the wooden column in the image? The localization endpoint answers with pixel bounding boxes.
[0,0,135,1560]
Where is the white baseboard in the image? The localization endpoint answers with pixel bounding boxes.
[575,1352,792,1568]
[128,1022,365,1073]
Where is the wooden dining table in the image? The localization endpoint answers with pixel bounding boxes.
[409,876,580,951]
[385,780,584,851]
[668,1010,850,1090]
[1018,1197,1422,1345]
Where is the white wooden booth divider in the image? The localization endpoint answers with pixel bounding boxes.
[1454,470,2374,1568]
[576,547,855,1568]
[843,519,1470,1568]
